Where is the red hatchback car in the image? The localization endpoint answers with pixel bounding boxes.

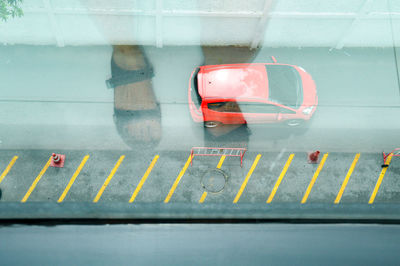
[188,58,317,127]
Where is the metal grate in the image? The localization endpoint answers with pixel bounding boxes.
[190,147,247,167]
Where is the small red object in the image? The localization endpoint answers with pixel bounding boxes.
[50,153,65,168]
[308,151,320,164]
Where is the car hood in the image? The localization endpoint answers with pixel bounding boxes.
[296,66,317,107]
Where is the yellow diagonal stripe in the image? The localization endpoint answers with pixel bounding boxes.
[58,155,90,203]
[129,155,159,203]
[267,154,294,203]
[0,156,18,185]
[199,191,207,203]
[301,153,329,204]
[164,155,192,203]
[216,156,226,169]
[233,154,262,203]
[199,155,226,203]
[369,154,393,204]
[93,155,125,203]
[21,156,52,203]
[334,153,360,204]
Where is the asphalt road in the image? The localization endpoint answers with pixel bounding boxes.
[0,45,400,217]
[0,45,399,152]
[0,149,399,207]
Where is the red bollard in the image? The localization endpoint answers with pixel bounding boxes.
[50,153,65,168]
[308,151,320,164]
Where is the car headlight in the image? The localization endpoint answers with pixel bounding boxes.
[302,106,314,115]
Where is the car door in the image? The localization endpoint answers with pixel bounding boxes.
[238,102,279,123]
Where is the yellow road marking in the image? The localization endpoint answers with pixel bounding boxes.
[21,156,52,203]
[129,155,159,203]
[233,154,262,203]
[58,155,90,203]
[301,153,329,204]
[0,156,18,185]
[164,155,192,203]
[93,155,125,203]
[216,156,226,169]
[369,154,393,204]
[334,153,360,204]
[266,154,294,203]
[199,155,226,203]
[199,191,207,203]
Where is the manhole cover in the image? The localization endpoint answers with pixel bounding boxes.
[201,168,228,193]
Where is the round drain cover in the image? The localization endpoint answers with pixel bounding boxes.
[201,168,228,193]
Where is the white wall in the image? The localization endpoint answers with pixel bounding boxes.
[0,0,399,47]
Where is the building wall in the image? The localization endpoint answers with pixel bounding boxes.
[0,0,399,47]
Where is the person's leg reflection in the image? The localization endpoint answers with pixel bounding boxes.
[111,45,161,149]
[201,46,260,146]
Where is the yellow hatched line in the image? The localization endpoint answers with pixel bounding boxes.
[301,153,329,204]
[0,156,18,185]
[266,154,294,203]
[199,155,226,204]
[233,154,262,204]
[369,154,393,204]
[93,155,125,203]
[21,156,52,203]
[164,155,192,203]
[334,153,360,204]
[129,155,159,203]
[58,155,90,203]
[199,192,207,203]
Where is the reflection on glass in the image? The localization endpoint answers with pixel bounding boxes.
[110,45,161,149]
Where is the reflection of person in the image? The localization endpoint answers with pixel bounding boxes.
[108,46,161,149]
[84,1,271,149]
[109,45,260,149]
[201,46,260,145]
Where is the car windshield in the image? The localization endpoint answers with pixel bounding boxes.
[265,65,302,108]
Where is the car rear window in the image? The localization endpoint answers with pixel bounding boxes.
[265,65,303,108]
[191,68,202,108]
[208,101,241,112]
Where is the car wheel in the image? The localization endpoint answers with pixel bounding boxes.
[286,119,304,127]
[204,121,221,128]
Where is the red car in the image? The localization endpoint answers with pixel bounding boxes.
[188,57,317,127]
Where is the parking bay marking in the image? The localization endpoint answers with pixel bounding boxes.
[164,155,193,203]
[199,155,226,203]
[129,155,159,203]
[21,156,52,203]
[233,154,262,204]
[301,153,329,204]
[266,154,295,204]
[93,155,125,203]
[369,154,393,204]
[58,155,90,203]
[0,156,18,185]
[334,153,360,204]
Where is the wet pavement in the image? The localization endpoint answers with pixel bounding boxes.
[0,149,399,206]
[0,46,399,152]
[0,45,400,218]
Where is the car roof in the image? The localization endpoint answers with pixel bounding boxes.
[198,63,270,101]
